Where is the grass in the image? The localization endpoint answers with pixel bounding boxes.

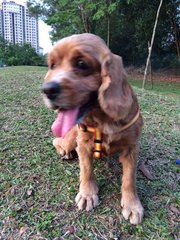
[128,79,180,96]
[0,66,180,240]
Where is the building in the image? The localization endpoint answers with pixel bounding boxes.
[0,5,3,36]
[38,46,43,55]
[24,7,39,52]
[0,0,39,53]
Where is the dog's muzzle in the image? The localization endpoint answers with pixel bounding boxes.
[42,81,61,100]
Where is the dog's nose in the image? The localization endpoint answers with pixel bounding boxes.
[42,81,61,100]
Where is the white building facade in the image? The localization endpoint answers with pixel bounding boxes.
[0,8,3,36]
[0,0,39,53]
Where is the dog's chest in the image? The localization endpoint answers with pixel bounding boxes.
[100,125,124,156]
[82,116,124,156]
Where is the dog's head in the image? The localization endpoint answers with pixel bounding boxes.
[42,33,133,137]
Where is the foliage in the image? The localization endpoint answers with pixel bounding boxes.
[0,37,46,66]
[27,0,118,43]
[27,0,180,68]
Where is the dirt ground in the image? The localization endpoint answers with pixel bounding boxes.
[126,67,180,83]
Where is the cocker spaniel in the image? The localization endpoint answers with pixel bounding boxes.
[42,33,144,224]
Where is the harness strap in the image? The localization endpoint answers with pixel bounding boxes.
[79,124,103,158]
[79,109,140,159]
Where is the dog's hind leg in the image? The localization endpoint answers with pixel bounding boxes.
[53,125,78,160]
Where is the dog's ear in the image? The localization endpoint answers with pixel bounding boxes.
[98,54,133,120]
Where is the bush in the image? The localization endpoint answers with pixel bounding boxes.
[0,37,46,66]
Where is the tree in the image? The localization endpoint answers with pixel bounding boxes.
[91,0,118,46]
[27,0,90,40]
[143,0,163,89]
[0,36,8,63]
[27,0,119,45]
[0,37,46,66]
[166,0,180,60]
[27,0,179,68]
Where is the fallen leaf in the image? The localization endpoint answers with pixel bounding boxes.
[27,187,34,196]
[18,226,29,237]
[139,162,153,180]
[7,237,13,240]
[10,186,18,194]
[67,225,76,234]
[61,225,76,238]
[169,205,180,215]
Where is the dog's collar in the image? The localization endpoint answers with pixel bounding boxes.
[78,109,140,159]
[118,108,141,132]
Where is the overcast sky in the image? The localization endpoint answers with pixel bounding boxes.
[0,0,53,53]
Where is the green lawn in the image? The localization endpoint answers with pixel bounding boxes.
[129,79,180,96]
[0,66,179,239]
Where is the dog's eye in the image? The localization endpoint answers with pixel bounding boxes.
[50,64,56,70]
[76,59,89,70]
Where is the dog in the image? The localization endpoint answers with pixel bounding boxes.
[42,33,144,224]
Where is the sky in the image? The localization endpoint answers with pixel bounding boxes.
[0,0,53,53]
[38,20,53,53]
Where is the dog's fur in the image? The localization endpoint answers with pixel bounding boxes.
[43,33,144,224]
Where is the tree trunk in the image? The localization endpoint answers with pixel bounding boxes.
[80,5,91,33]
[142,0,163,89]
[107,15,110,47]
[171,17,180,60]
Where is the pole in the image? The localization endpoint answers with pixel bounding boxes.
[142,0,163,89]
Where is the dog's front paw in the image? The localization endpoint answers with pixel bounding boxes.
[75,181,99,211]
[53,138,65,155]
[121,195,144,224]
[53,138,74,160]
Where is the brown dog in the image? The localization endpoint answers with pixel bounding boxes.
[42,33,144,224]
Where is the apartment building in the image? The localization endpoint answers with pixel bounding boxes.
[0,0,39,53]
[0,7,3,36]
